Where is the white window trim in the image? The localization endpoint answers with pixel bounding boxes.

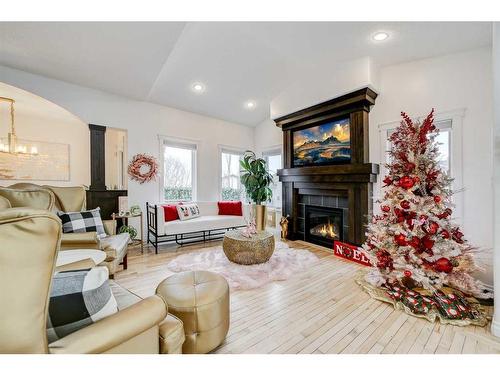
[261,145,283,209]
[377,108,465,225]
[158,134,200,203]
[218,144,246,201]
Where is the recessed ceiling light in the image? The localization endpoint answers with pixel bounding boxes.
[191,83,205,93]
[245,101,256,109]
[372,32,389,41]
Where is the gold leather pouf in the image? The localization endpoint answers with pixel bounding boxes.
[156,271,229,354]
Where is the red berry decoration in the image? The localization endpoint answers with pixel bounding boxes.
[404,270,412,277]
[434,195,442,203]
[405,162,416,172]
[381,205,391,213]
[400,200,411,209]
[399,176,415,190]
[394,234,407,246]
[434,257,454,273]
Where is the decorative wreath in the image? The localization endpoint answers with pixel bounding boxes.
[127,153,159,184]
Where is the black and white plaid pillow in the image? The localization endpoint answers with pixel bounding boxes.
[47,266,118,343]
[57,207,107,238]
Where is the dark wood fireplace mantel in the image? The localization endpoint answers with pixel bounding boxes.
[275,87,378,246]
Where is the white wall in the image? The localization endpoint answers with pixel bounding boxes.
[254,118,282,157]
[270,57,377,119]
[491,23,500,337]
[0,65,254,215]
[0,82,90,186]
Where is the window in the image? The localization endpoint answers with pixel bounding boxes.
[220,149,244,201]
[263,149,282,208]
[161,139,197,202]
[386,119,452,175]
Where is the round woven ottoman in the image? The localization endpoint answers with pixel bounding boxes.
[223,230,275,265]
[156,270,229,354]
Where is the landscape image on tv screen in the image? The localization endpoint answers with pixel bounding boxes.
[293,118,350,167]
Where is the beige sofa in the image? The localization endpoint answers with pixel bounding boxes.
[0,207,184,354]
[0,183,128,276]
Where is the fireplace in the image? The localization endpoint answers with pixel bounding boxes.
[275,88,379,246]
[305,205,343,247]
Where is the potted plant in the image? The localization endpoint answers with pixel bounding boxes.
[240,150,273,231]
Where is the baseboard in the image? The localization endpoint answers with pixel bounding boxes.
[492,317,500,337]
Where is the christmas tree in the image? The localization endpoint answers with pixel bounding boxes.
[362,110,491,300]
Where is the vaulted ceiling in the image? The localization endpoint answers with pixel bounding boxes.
[0,22,492,126]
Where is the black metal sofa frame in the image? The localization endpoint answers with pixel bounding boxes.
[146,202,246,254]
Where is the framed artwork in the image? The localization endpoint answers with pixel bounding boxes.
[292,117,351,167]
[0,138,70,181]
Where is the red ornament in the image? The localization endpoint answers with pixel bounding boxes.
[409,236,420,249]
[423,221,439,235]
[441,229,450,239]
[404,270,412,277]
[394,234,407,246]
[434,196,442,203]
[383,176,392,186]
[381,205,391,213]
[422,236,435,250]
[434,257,453,273]
[399,176,415,190]
[419,214,428,222]
[400,200,411,209]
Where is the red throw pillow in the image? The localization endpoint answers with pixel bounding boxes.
[218,201,243,216]
[162,204,180,222]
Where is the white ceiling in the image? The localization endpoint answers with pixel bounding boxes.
[0,22,492,126]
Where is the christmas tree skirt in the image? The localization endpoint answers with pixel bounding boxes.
[356,274,489,327]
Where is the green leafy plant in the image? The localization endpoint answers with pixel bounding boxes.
[240,150,273,205]
[119,225,137,240]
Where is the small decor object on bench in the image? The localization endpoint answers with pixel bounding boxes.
[177,203,200,221]
[127,153,158,184]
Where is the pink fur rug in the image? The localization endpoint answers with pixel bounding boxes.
[167,241,319,290]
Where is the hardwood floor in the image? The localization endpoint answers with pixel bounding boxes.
[115,239,500,354]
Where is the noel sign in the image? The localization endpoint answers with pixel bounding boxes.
[333,241,372,267]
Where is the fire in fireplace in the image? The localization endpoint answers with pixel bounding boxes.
[305,205,343,248]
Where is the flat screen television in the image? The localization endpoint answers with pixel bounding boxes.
[292,117,351,167]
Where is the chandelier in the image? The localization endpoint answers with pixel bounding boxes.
[0,96,38,155]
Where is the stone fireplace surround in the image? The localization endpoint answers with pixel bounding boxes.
[275,88,379,246]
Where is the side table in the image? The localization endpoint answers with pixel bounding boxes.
[112,212,144,253]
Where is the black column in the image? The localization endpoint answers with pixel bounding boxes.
[89,124,106,191]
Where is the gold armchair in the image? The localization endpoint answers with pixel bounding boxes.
[0,208,184,354]
[1,183,128,276]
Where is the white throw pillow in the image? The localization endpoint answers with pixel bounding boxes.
[177,203,201,221]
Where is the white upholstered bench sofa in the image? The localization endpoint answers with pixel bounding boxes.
[146,201,249,253]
